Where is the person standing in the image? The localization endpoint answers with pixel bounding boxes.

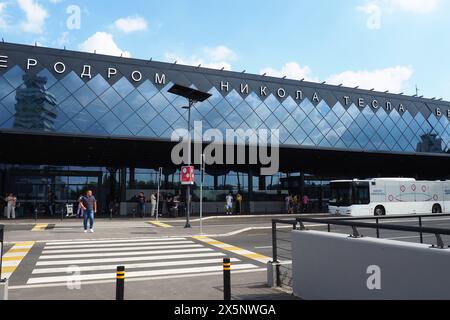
[77,194,85,218]
[302,194,310,213]
[5,193,17,220]
[137,192,146,218]
[79,190,97,233]
[48,192,56,217]
[235,192,243,215]
[226,192,234,215]
[150,192,157,218]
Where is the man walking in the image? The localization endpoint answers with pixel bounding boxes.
[79,190,97,233]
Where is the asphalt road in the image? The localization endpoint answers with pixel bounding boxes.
[2,213,450,300]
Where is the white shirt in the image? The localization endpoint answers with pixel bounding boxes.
[226,195,233,206]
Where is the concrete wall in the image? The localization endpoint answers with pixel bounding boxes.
[292,230,450,300]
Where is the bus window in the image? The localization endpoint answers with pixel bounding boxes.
[353,183,370,205]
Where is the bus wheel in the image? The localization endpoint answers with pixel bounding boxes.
[374,206,385,216]
[432,204,442,214]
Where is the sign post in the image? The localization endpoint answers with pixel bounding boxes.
[156,167,163,222]
[181,166,195,228]
[200,154,206,235]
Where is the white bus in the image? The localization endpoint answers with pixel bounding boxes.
[329,178,450,217]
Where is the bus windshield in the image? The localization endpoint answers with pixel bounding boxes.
[330,182,352,207]
[330,182,370,207]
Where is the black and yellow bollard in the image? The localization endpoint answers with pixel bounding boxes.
[223,258,231,301]
[116,266,125,300]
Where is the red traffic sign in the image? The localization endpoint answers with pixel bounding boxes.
[181,166,195,185]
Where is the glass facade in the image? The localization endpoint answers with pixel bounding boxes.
[0,43,449,216]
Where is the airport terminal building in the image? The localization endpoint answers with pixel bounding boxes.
[0,42,449,217]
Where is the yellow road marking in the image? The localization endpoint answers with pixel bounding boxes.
[32,224,49,232]
[1,242,35,280]
[2,256,24,262]
[147,221,173,228]
[193,236,271,264]
[7,248,31,254]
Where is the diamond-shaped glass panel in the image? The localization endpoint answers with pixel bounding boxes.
[49,82,71,104]
[100,87,122,108]
[60,71,84,93]
[3,65,25,88]
[87,74,110,96]
[124,113,147,135]
[137,80,159,101]
[113,77,135,98]
[59,96,83,119]
[149,92,170,113]
[73,85,97,107]
[225,90,243,108]
[136,103,158,124]
[86,98,110,121]
[149,115,170,136]
[255,103,271,121]
[317,101,330,117]
[245,92,262,109]
[72,109,96,132]
[98,112,121,133]
[112,101,134,121]
[124,90,146,111]
[37,69,57,88]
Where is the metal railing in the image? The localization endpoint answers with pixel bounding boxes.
[272,219,297,289]
[307,214,450,247]
[272,214,450,289]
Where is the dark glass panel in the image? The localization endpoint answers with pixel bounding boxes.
[136,102,158,124]
[98,111,122,133]
[100,87,122,108]
[123,113,147,135]
[87,74,110,96]
[60,71,84,93]
[112,77,135,98]
[137,80,159,101]
[3,65,25,88]
[124,90,146,111]
[73,85,97,107]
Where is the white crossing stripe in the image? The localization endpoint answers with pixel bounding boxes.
[33,258,241,275]
[28,264,259,285]
[36,252,227,267]
[39,247,210,260]
[42,243,198,254]
[43,240,194,250]
[45,237,187,246]
[26,237,261,286]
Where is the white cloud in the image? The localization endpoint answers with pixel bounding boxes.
[17,0,49,34]
[358,0,441,15]
[204,46,237,62]
[0,2,10,30]
[260,62,318,82]
[114,15,148,33]
[165,46,237,71]
[326,66,414,92]
[79,32,131,57]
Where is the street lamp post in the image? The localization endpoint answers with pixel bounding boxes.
[168,85,212,229]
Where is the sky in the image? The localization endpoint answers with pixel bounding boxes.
[0,0,449,100]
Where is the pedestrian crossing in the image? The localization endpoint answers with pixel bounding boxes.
[26,237,261,286]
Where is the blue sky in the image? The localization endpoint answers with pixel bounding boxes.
[0,0,449,100]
